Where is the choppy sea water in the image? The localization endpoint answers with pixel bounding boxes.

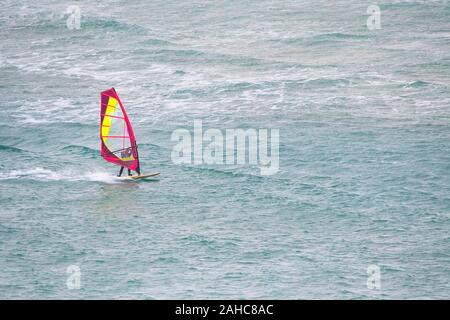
[1,0,449,299]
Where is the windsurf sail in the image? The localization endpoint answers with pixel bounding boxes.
[100,88,140,174]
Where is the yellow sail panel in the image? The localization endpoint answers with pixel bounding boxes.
[101,97,118,145]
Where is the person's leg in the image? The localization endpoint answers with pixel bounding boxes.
[118,166,124,177]
[128,169,132,176]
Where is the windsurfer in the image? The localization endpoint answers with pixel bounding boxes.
[117,148,133,176]
[101,88,142,178]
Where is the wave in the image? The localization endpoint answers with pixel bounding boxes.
[11,98,96,125]
[0,167,123,184]
[302,77,352,87]
[5,8,149,38]
[81,16,148,35]
[307,33,369,45]
[272,33,369,46]
[135,46,271,68]
[403,80,431,88]
[180,164,266,181]
[0,144,24,153]
[61,145,98,158]
[137,38,175,47]
[316,33,368,40]
[382,1,443,9]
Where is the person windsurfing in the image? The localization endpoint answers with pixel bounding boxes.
[100,87,159,180]
[117,148,134,177]
[100,88,141,177]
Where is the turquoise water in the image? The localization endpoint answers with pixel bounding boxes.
[1,0,450,299]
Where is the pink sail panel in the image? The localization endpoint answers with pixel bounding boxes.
[100,88,140,173]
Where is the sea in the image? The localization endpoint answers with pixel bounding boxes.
[0,0,449,299]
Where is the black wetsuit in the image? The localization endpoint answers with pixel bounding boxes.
[117,167,132,177]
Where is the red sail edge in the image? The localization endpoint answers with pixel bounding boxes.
[100,88,140,173]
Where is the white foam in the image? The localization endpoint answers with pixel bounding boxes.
[12,97,96,124]
[0,167,124,184]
